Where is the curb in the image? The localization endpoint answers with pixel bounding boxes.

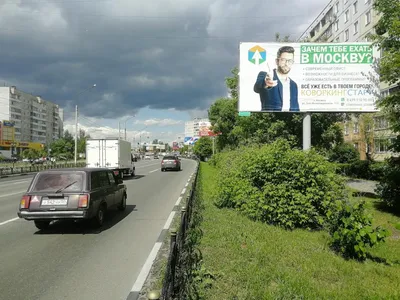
[0,173,30,179]
[127,163,199,300]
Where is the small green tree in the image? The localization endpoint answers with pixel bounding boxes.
[371,0,400,209]
[193,137,213,161]
[328,143,360,163]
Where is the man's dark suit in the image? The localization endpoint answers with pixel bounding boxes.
[253,69,300,111]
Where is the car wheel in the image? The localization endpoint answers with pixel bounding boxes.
[118,194,127,211]
[161,168,164,172]
[93,204,106,228]
[34,220,50,230]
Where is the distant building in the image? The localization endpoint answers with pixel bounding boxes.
[299,0,398,161]
[0,86,64,145]
[184,118,210,138]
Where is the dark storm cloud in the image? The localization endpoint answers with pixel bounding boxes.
[0,0,326,118]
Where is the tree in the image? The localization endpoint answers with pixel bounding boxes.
[181,144,189,154]
[372,0,400,209]
[193,137,213,161]
[64,130,74,143]
[49,138,74,160]
[208,64,345,151]
[77,129,91,155]
[372,0,400,152]
[21,149,40,160]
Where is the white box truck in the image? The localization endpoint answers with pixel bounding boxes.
[86,138,135,178]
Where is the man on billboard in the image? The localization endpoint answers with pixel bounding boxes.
[253,46,299,111]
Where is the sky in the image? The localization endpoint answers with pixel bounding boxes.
[0,0,328,144]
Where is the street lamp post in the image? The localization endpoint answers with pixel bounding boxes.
[74,84,96,165]
[117,115,136,140]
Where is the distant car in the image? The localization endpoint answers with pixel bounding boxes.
[17,168,127,230]
[161,155,181,172]
[144,155,151,160]
[154,154,159,159]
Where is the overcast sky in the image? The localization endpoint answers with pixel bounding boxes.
[0,0,327,144]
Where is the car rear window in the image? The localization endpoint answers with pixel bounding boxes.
[163,156,177,160]
[30,172,85,192]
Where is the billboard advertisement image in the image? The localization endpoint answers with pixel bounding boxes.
[198,121,212,137]
[239,42,380,113]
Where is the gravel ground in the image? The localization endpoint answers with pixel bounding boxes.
[346,179,378,194]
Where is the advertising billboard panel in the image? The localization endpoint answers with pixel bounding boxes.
[198,121,212,137]
[239,42,380,113]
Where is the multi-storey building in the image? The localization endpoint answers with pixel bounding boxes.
[184,118,210,138]
[299,0,398,160]
[0,86,64,145]
[298,0,376,44]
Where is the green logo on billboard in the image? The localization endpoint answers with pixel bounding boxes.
[248,45,266,65]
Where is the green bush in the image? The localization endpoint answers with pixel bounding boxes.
[212,140,389,259]
[376,157,400,209]
[328,201,389,260]
[328,143,360,163]
[335,161,386,181]
[214,140,346,230]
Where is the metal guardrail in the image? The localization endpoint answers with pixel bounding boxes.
[0,162,87,177]
[146,159,200,300]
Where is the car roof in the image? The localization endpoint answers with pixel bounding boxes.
[35,168,113,174]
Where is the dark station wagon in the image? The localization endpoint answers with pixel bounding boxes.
[17,168,127,230]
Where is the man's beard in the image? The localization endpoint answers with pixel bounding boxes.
[277,66,291,75]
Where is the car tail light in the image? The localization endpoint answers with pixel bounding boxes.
[20,195,31,209]
[78,194,89,208]
[161,160,164,164]
[113,170,119,176]
[174,160,178,164]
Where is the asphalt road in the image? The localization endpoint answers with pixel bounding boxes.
[0,158,197,300]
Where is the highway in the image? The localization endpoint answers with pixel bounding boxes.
[0,158,197,300]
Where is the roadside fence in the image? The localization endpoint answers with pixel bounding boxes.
[0,162,87,177]
[146,159,201,300]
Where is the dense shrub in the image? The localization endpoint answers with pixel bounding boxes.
[212,140,389,259]
[335,160,386,181]
[376,157,400,210]
[328,201,389,260]
[214,140,346,230]
[328,143,360,163]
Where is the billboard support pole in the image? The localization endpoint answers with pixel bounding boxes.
[212,136,215,155]
[303,113,311,150]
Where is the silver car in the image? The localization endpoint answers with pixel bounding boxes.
[161,155,181,171]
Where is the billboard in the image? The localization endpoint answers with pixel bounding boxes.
[198,121,212,136]
[239,42,380,113]
[183,137,192,145]
[188,137,199,145]
[172,142,179,150]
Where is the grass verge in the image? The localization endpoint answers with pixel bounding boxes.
[196,162,400,299]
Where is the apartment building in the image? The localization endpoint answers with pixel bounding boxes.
[0,86,64,145]
[299,0,375,44]
[184,118,210,138]
[299,0,398,160]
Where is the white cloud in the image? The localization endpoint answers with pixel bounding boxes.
[63,118,183,144]
[134,118,183,126]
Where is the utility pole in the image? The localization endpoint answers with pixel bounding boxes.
[212,136,215,155]
[74,105,78,165]
[118,122,120,139]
